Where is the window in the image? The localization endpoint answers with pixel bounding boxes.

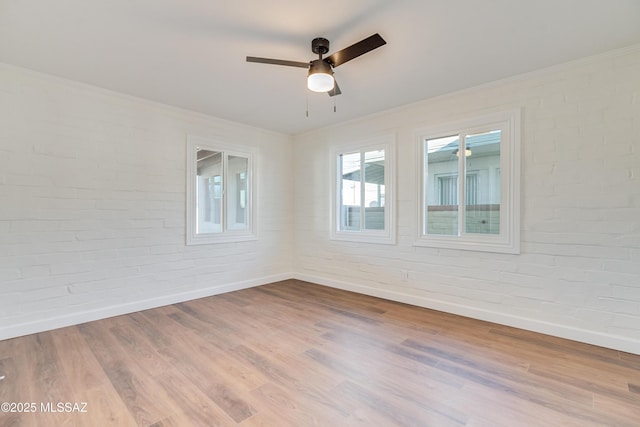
[186,136,256,245]
[331,135,396,244]
[416,110,520,253]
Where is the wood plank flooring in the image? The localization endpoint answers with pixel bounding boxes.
[1,279,639,426]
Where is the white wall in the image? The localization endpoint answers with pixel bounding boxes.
[292,45,640,354]
[0,64,294,339]
[1,45,639,354]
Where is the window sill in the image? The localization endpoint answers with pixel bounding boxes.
[331,231,396,245]
[414,235,519,254]
[186,232,257,246]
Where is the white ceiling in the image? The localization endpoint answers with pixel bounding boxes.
[2,1,640,135]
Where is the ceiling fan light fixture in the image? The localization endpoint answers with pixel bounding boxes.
[307,60,334,92]
[453,148,472,157]
[247,33,385,97]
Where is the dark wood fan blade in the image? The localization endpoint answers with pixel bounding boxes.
[328,80,342,97]
[246,56,310,68]
[325,33,386,68]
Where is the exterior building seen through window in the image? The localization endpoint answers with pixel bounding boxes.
[186,136,256,245]
[417,110,520,253]
[331,135,396,244]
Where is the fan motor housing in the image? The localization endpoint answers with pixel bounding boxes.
[311,38,330,55]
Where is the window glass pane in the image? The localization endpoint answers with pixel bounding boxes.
[196,150,222,234]
[227,155,249,230]
[425,135,459,235]
[364,150,385,230]
[340,152,362,231]
[464,130,501,234]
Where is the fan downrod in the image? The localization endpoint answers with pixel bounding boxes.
[311,38,330,56]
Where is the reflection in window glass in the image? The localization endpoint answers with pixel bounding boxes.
[187,137,255,245]
[363,150,385,230]
[339,150,387,232]
[424,131,502,236]
[194,149,250,234]
[196,150,222,234]
[228,155,249,230]
[340,152,362,231]
[465,130,501,235]
[425,135,459,235]
[332,135,395,244]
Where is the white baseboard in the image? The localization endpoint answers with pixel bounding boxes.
[293,273,640,355]
[0,273,293,341]
[3,272,639,355]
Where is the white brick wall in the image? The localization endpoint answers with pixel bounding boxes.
[1,45,639,354]
[0,64,293,339]
[292,45,640,354]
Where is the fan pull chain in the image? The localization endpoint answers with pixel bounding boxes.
[306,87,309,117]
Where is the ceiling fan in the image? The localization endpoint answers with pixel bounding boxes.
[246,33,386,97]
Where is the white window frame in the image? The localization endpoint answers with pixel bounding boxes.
[186,135,257,245]
[415,110,520,254]
[330,134,396,244]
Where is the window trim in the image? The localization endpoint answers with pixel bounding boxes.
[415,110,520,254]
[330,134,396,245]
[186,135,257,245]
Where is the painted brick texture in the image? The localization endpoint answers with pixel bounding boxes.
[292,46,640,353]
[0,64,293,337]
[1,45,639,353]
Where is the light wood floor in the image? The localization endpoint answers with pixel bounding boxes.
[1,280,639,426]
